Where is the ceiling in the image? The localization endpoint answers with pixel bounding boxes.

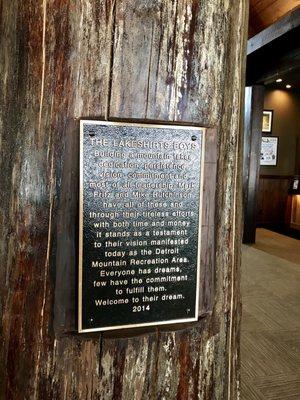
[247,22,300,88]
[249,0,300,37]
[246,6,300,90]
[265,66,300,90]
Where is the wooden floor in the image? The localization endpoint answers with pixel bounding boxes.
[241,228,300,400]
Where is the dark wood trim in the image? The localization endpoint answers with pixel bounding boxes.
[257,177,291,226]
[243,85,265,244]
[247,7,300,55]
[285,194,293,225]
[260,175,293,179]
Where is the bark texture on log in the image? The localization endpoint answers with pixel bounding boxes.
[0,1,248,399]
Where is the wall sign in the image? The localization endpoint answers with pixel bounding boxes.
[260,136,278,166]
[79,121,205,332]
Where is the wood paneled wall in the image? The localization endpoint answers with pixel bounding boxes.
[257,175,291,226]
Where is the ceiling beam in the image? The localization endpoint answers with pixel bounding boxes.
[248,6,300,55]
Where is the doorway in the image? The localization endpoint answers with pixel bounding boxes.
[242,7,300,399]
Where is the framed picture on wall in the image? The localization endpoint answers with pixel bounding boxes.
[262,110,273,133]
[260,136,278,166]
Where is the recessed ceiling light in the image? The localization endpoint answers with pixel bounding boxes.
[286,84,292,89]
[276,78,283,83]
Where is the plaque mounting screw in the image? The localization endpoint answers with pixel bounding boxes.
[89,132,95,137]
[191,135,197,141]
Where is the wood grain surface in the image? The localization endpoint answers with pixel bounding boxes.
[0,1,248,398]
[257,176,290,226]
[249,0,300,37]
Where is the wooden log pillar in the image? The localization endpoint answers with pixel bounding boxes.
[0,1,248,399]
[243,85,265,244]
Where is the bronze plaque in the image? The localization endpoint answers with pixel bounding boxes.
[79,121,205,332]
